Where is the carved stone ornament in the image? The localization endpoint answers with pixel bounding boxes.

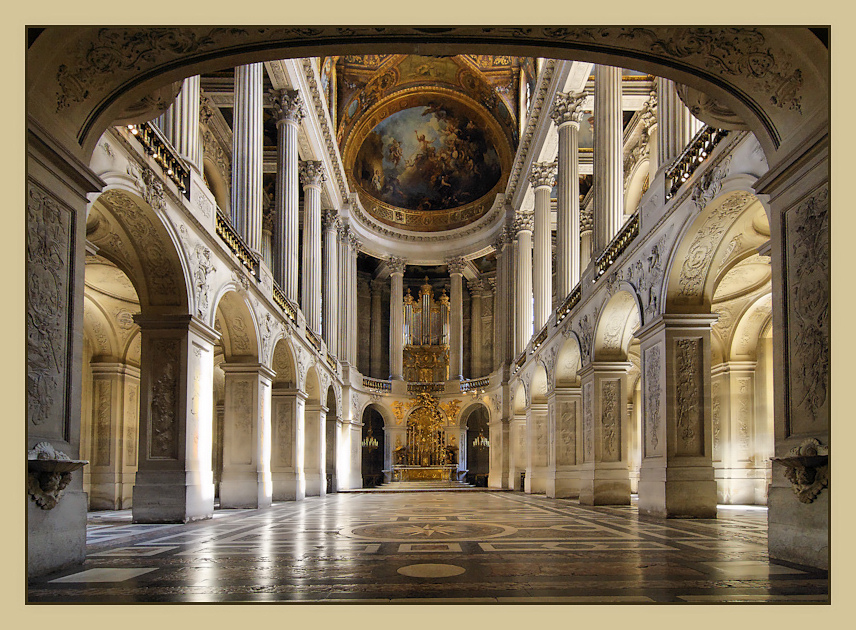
[551,92,586,127]
[387,256,407,275]
[513,211,534,234]
[270,88,305,124]
[27,442,87,510]
[772,438,829,504]
[529,160,557,189]
[299,160,326,187]
[192,244,216,318]
[446,257,467,275]
[691,156,732,211]
[675,83,750,130]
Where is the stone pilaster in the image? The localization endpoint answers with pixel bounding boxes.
[525,402,549,493]
[578,361,633,505]
[270,88,304,298]
[299,161,325,334]
[132,315,219,522]
[580,208,593,271]
[513,213,534,356]
[322,211,340,356]
[303,402,328,497]
[370,279,384,378]
[635,314,718,518]
[593,65,623,252]
[231,63,264,253]
[552,92,586,296]
[488,417,511,489]
[270,390,306,501]
[388,257,406,380]
[447,257,466,380]
[219,363,275,509]
[530,161,556,331]
[546,386,583,498]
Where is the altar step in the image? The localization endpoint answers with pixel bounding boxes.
[340,481,499,493]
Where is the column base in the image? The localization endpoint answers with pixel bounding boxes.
[88,472,135,510]
[132,470,215,522]
[218,471,272,509]
[489,471,510,490]
[272,471,305,501]
[546,468,582,498]
[768,485,829,570]
[524,467,548,494]
[638,465,717,518]
[579,466,631,505]
[304,472,327,497]
[715,467,771,505]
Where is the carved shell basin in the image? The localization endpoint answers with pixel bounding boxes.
[27,458,88,473]
[770,454,827,470]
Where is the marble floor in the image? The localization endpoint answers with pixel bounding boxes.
[27,491,828,603]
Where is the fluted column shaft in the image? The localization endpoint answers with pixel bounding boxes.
[594,65,623,253]
[271,89,304,299]
[448,259,466,380]
[231,63,264,253]
[299,162,325,334]
[348,235,360,364]
[552,92,586,295]
[657,78,702,168]
[388,258,406,380]
[337,226,350,362]
[323,213,340,357]
[158,76,202,172]
[514,215,534,356]
[370,279,384,378]
[493,229,513,369]
[469,280,484,377]
[530,162,556,331]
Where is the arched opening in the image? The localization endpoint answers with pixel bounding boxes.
[361,404,386,488]
[527,363,549,494]
[269,337,300,501]
[303,365,325,497]
[511,381,527,491]
[462,404,490,487]
[325,385,338,493]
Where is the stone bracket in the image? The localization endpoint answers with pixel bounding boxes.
[771,438,828,504]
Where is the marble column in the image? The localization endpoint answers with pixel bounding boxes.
[86,362,140,510]
[551,92,586,296]
[158,76,202,172]
[468,279,484,377]
[270,390,306,501]
[337,225,351,363]
[493,227,514,369]
[132,315,219,523]
[348,234,361,365]
[657,78,701,168]
[593,64,623,252]
[299,161,325,334]
[303,401,327,497]
[270,88,304,298]
[640,89,659,181]
[219,363,275,509]
[525,402,548,493]
[513,213,534,356]
[635,314,718,518]
[546,386,583,498]
[231,63,264,253]
[370,279,384,378]
[578,361,633,505]
[447,257,466,380]
[580,207,593,272]
[388,257,406,380]
[323,211,340,357]
[530,161,556,331]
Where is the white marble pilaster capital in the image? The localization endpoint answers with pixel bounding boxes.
[299,160,326,188]
[337,222,351,243]
[270,88,305,125]
[580,207,593,232]
[467,278,485,294]
[387,256,407,275]
[486,277,497,294]
[446,257,467,276]
[551,92,586,128]
[529,160,557,190]
[513,211,534,234]
[322,209,341,232]
[349,234,362,251]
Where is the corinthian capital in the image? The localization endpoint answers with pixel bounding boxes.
[322,209,341,231]
[513,211,534,234]
[550,92,587,127]
[270,88,304,124]
[446,257,467,275]
[529,160,557,189]
[387,256,407,275]
[299,161,326,187]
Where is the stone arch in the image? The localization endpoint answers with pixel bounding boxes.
[663,190,768,313]
[593,289,642,362]
[530,362,549,404]
[728,293,773,362]
[512,380,527,415]
[304,364,322,405]
[270,336,298,390]
[555,333,582,387]
[458,400,492,428]
[624,158,649,216]
[86,187,190,314]
[29,28,826,166]
[202,157,230,213]
[82,294,120,360]
[360,403,387,487]
[461,402,491,486]
[211,290,261,362]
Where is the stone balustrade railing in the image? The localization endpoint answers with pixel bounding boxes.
[126,122,190,198]
[665,126,729,201]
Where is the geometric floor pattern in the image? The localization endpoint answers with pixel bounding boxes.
[27,492,829,603]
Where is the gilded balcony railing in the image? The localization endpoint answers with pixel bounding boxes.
[326,352,337,369]
[407,382,445,394]
[595,212,639,279]
[272,281,296,323]
[363,377,392,393]
[306,327,322,353]
[532,326,548,352]
[665,126,729,201]
[461,377,490,393]
[215,210,259,276]
[126,122,191,198]
[513,352,526,373]
[556,284,582,324]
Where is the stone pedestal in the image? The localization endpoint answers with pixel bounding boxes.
[578,362,632,505]
[132,315,219,523]
[525,402,548,493]
[218,363,275,509]
[270,390,305,501]
[636,314,718,518]
[546,387,582,498]
[488,417,511,489]
[509,416,527,491]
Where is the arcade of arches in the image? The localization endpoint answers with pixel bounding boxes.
[26,27,830,597]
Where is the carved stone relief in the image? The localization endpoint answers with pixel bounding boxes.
[93,379,111,466]
[149,338,179,459]
[558,400,576,466]
[192,245,216,318]
[277,403,293,467]
[675,338,703,456]
[601,380,620,462]
[711,379,721,462]
[644,344,662,456]
[230,316,252,355]
[126,384,138,465]
[583,382,593,462]
[27,184,72,431]
[577,314,594,365]
[785,186,829,433]
[737,377,752,460]
[691,156,732,211]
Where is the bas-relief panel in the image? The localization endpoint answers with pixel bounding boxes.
[675,339,704,457]
[785,186,829,436]
[93,379,112,467]
[275,403,293,467]
[643,345,662,458]
[149,338,180,460]
[601,380,620,463]
[27,183,73,439]
[230,380,253,466]
[583,382,593,463]
[557,400,577,466]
